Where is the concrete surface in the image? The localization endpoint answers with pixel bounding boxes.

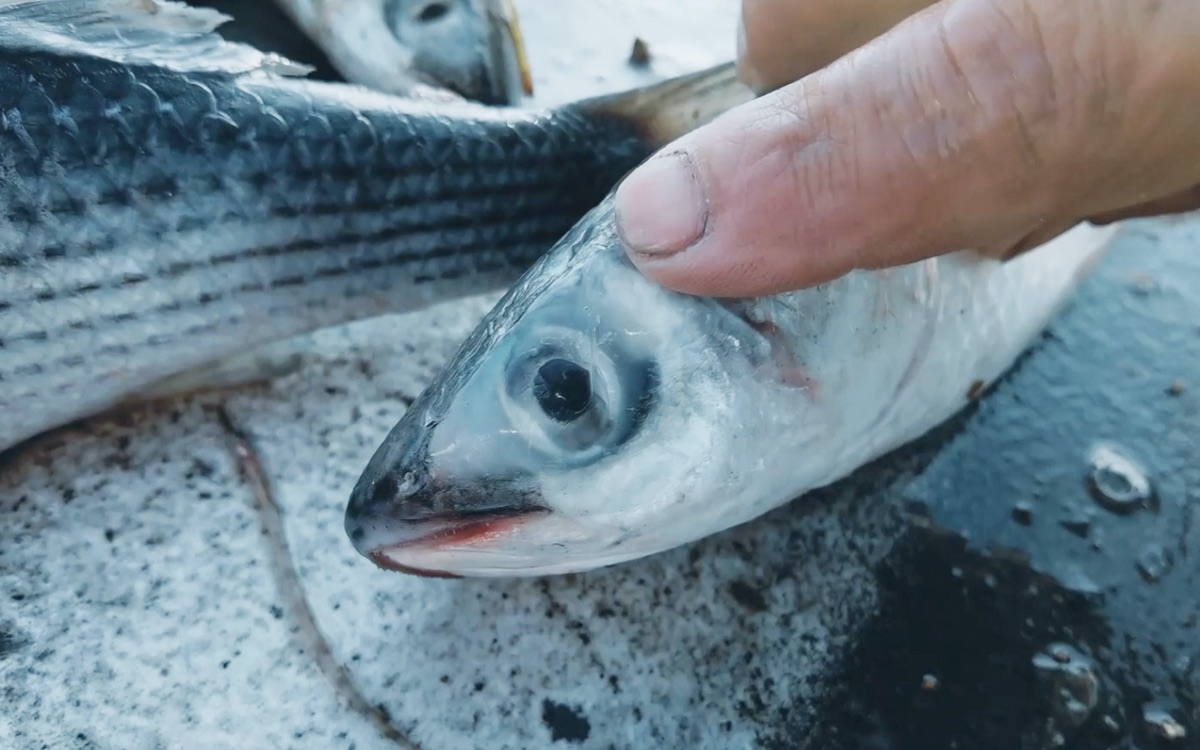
[3,3,1199,750]
[4,3,865,749]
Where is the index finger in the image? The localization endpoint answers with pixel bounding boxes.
[739,0,936,91]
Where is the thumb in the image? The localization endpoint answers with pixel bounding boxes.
[614,0,1111,297]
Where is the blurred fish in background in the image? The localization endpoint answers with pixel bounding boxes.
[195,0,533,103]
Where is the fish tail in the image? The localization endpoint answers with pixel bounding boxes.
[569,62,757,149]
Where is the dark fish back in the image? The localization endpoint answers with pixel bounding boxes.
[0,48,650,277]
[0,46,652,453]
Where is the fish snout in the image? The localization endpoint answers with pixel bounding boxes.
[344,459,547,575]
[344,462,434,552]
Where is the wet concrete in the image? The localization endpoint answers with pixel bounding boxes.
[2,2,1198,750]
[807,217,1200,750]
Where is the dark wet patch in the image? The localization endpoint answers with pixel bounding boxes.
[807,530,1122,750]
[966,379,986,401]
[541,699,590,743]
[728,579,768,613]
[629,38,651,66]
[1010,502,1034,526]
[0,627,24,659]
[793,220,1200,749]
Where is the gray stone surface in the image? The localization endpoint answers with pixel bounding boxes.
[2,3,881,748]
[4,3,1198,749]
[0,293,892,749]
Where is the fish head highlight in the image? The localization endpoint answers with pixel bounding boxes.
[345,201,833,577]
[313,0,532,104]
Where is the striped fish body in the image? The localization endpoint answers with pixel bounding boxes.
[0,0,748,453]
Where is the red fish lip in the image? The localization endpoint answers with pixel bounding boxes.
[365,553,463,578]
[365,509,543,577]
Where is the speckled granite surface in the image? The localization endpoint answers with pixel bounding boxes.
[0,291,895,749]
[3,3,869,747]
[4,3,1199,750]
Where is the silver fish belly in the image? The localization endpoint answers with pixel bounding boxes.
[344,198,1118,578]
[0,1,750,454]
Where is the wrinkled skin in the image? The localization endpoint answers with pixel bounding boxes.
[614,0,1200,296]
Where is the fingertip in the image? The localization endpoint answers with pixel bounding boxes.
[623,240,760,298]
[616,93,851,298]
[614,150,710,260]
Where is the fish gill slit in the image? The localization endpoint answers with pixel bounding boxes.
[864,261,941,437]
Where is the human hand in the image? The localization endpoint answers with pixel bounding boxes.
[614,0,1200,297]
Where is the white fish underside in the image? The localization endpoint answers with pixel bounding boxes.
[721,223,1118,535]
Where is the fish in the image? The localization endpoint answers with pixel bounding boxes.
[343,196,1121,578]
[269,0,534,105]
[0,0,754,456]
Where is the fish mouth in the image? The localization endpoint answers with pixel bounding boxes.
[361,506,547,578]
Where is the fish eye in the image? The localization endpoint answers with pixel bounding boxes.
[533,358,591,423]
[385,0,453,32]
[501,332,629,461]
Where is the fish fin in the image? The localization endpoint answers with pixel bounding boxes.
[132,339,308,404]
[572,62,757,148]
[0,0,312,77]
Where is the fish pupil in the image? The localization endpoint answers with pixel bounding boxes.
[533,358,592,423]
[416,1,450,22]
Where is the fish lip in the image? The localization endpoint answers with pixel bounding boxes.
[365,553,463,578]
[363,506,547,576]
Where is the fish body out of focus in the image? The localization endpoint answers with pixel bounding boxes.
[271,0,533,104]
[0,0,752,455]
[345,198,1119,578]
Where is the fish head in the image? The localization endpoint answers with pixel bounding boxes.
[345,201,822,577]
[380,0,532,104]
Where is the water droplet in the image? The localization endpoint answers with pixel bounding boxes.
[1057,564,1102,595]
[1012,501,1035,526]
[1173,654,1194,675]
[1136,544,1174,583]
[1033,643,1101,728]
[1059,512,1091,538]
[1087,443,1154,514]
[1062,698,1092,725]
[1143,704,1187,740]
[1130,273,1159,295]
